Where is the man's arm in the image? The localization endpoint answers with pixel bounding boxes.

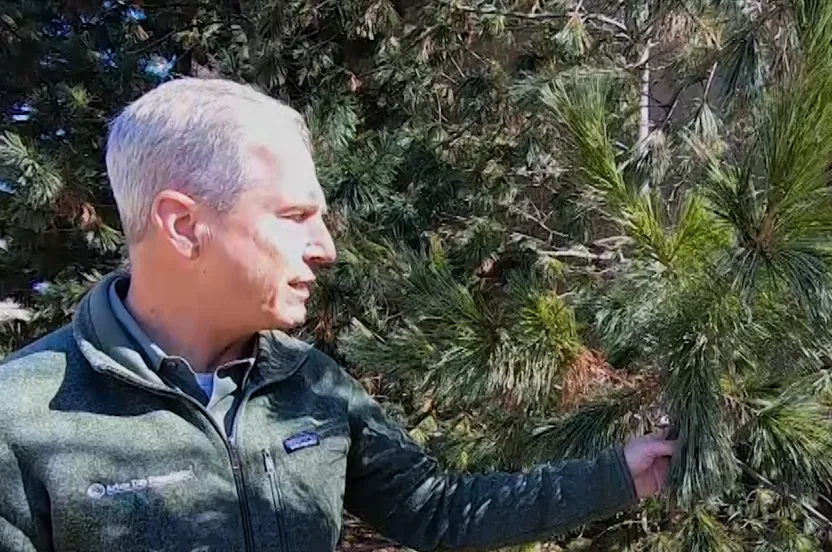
[339,370,639,551]
[0,439,48,552]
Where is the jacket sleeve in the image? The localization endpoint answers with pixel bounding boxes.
[0,439,48,552]
[340,371,638,551]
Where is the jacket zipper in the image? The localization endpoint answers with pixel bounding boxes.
[262,449,289,552]
[228,382,261,552]
[101,369,260,552]
[228,441,254,552]
[99,350,306,552]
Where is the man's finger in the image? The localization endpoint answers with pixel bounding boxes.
[651,439,677,457]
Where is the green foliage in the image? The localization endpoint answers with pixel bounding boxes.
[529,391,647,460]
[660,281,742,509]
[680,508,743,552]
[699,1,832,319]
[0,131,64,209]
[341,244,582,414]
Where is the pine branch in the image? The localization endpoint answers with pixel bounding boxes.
[738,376,832,498]
[541,246,615,261]
[678,508,742,552]
[448,1,628,33]
[0,132,63,209]
[660,282,742,509]
[528,389,651,461]
[542,68,728,273]
[737,460,832,531]
[341,244,584,413]
[701,0,832,314]
[541,69,628,207]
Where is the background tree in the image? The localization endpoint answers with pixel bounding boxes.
[3,0,832,551]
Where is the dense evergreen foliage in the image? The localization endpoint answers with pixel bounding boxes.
[3,0,832,550]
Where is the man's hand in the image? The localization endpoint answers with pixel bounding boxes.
[623,431,677,499]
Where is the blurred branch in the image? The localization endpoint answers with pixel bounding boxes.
[448,1,628,33]
[0,299,32,324]
[0,13,25,42]
[508,203,569,241]
[737,460,832,530]
[126,18,236,55]
[541,246,616,261]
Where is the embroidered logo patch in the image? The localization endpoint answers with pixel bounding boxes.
[86,467,195,500]
[283,431,320,453]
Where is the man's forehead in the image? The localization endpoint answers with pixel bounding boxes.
[241,105,306,149]
[276,179,327,207]
[245,140,326,208]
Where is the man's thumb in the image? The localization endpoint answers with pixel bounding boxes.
[652,439,677,457]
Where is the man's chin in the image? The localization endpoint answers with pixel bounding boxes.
[271,307,307,330]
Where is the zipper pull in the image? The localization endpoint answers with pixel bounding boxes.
[229,444,242,473]
[262,449,276,474]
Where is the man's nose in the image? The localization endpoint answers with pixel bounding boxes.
[306,222,337,266]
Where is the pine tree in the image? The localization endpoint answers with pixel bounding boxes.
[331,0,832,550]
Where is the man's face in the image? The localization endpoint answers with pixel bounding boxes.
[198,130,336,331]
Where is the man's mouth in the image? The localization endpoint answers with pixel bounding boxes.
[288,281,313,297]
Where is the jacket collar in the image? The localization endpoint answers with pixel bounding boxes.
[73,271,311,390]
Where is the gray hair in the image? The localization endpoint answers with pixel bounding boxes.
[105,77,311,243]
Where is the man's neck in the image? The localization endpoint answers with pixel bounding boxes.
[124,267,253,373]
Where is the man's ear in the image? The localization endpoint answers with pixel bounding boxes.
[150,190,201,259]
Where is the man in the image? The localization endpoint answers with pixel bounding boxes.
[0,78,676,552]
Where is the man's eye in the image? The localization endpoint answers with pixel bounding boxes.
[285,213,307,222]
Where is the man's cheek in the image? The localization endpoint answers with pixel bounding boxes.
[273,226,309,266]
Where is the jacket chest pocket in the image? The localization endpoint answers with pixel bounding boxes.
[262,422,350,551]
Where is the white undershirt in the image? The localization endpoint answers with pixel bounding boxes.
[195,373,214,398]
